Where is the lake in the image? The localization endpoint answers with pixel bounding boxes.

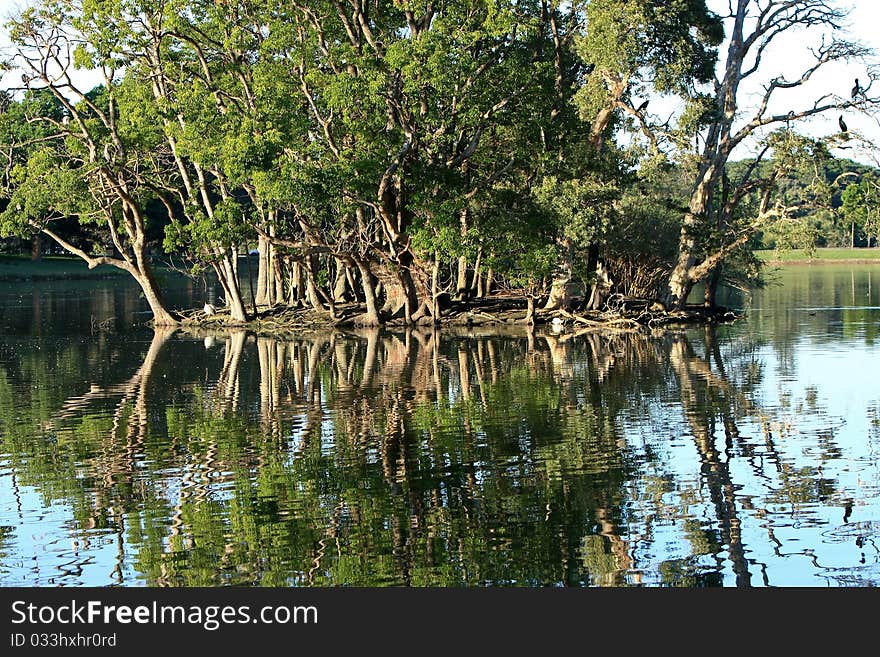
[0,265,878,587]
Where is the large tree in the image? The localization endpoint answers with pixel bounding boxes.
[1,8,179,325]
[663,0,879,309]
[539,0,723,311]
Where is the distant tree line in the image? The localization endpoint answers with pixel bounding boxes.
[0,0,876,325]
[729,155,880,253]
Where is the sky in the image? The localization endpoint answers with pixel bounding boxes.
[704,0,880,166]
[0,0,879,165]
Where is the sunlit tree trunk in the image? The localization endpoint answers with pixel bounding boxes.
[255,234,270,307]
[355,258,381,326]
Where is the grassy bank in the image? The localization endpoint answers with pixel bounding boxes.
[0,254,126,281]
[756,248,880,264]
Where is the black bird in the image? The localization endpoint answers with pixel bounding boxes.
[20,73,27,85]
[635,99,649,113]
[838,115,848,133]
[852,78,861,99]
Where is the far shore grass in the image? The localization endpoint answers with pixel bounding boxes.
[0,254,127,281]
[755,247,880,264]
[2,249,878,284]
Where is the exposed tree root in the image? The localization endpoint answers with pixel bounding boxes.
[160,294,742,336]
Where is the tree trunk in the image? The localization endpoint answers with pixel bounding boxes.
[525,295,536,325]
[271,236,284,304]
[375,264,410,318]
[214,253,248,323]
[345,266,358,301]
[256,233,270,306]
[304,255,324,309]
[355,259,381,326]
[471,248,483,297]
[667,260,696,309]
[665,198,708,310]
[665,3,748,311]
[543,238,574,310]
[484,267,494,296]
[245,243,258,318]
[289,260,304,305]
[333,259,349,303]
[586,260,614,311]
[431,256,441,325]
[398,264,420,325]
[31,234,42,261]
[135,270,178,326]
[456,255,469,300]
[704,265,721,308]
[456,206,470,300]
[131,238,178,326]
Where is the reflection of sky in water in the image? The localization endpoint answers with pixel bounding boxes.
[746,336,880,586]
[704,268,879,585]
[2,268,880,586]
[0,481,136,587]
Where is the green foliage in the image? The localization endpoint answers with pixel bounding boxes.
[8,0,857,309]
[0,147,92,239]
[841,176,880,243]
[534,174,621,247]
[729,148,880,251]
[577,0,721,104]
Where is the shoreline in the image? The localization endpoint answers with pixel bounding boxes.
[0,272,126,282]
[756,248,880,265]
[761,259,880,265]
[167,297,743,336]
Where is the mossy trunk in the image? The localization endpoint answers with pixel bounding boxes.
[355,259,381,326]
[543,238,574,310]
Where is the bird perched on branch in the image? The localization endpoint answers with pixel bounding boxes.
[635,99,649,113]
[838,115,848,133]
[852,78,862,99]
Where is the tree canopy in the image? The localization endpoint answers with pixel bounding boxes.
[1,0,877,324]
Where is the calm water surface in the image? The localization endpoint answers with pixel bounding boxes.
[0,266,878,587]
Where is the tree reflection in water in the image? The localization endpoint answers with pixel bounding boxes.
[0,324,863,586]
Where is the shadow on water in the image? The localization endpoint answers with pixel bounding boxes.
[0,314,877,586]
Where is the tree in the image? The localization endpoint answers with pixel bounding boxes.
[1,7,179,325]
[247,0,563,324]
[66,0,266,323]
[538,0,723,311]
[841,175,880,247]
[663,0,879,309]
